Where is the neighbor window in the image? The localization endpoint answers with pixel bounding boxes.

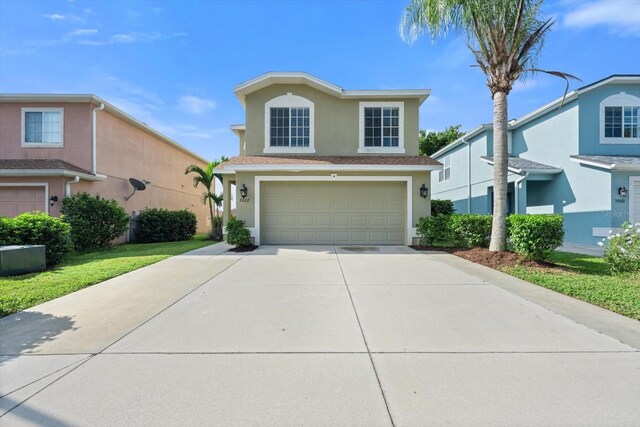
[439,156,451,182]
[270,107,310,147]
[359,102,405,153]
[22,108,63,146]
[600,93,640,144]
[264,93,315,153]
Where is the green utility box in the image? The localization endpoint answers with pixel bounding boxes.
[0,245,46,276]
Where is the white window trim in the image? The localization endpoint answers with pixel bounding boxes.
[264,93,315,154]
[631,176,640,225]
[599,92,640,145]
[21,107,64,148]
[0,182,49,214]
[252,175,413,246]
[358,102,405,154]
[439,155,451,182]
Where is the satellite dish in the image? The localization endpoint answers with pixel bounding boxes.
[125,178,148,201]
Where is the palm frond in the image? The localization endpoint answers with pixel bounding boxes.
[522,69,582,107]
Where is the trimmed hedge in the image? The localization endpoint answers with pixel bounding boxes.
[61,193,129,251]
[1,212,72,267]
[135,208,197,243]
[416,215,451,246]
[431,199,455,217]
[507,214,564,261]
[450,214,493,248]
[225,217,251,247]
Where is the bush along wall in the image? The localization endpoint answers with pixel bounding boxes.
[1,212,72,267]
[449,214,493,248]
[61,193,129,252]
[431,199,455,216]
[507,214,564,261]
[225,217,251,247]
[135,208,197,243]
[416,215,452,246]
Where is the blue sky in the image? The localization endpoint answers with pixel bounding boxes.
[1,0,639,161]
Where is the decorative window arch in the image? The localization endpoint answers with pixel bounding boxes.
[264,93,315,153]
[600,92,640,144]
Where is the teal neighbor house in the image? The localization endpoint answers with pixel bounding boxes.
[430,75,640,249]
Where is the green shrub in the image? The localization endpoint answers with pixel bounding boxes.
[225,217,251,247]
[416,215,451,246]
[211,216,224,241]
[507,214,564,261]
[9,212,72,267]
[431,199,455,216]
[449,214,493,248]
[0,217,16,245]
[135,208,197,243]
[61,193,129,251]
[600,222,640,274]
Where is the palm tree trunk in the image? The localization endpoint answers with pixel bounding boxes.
[490,91,509,251]
[208,198,215,237]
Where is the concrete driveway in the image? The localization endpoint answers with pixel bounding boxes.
[1,244,639,426]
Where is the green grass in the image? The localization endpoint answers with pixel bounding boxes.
[0,234,215,317]
[503,251,640,320]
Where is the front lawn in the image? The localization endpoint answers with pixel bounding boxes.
[0,234,215,317]
[503,251,640,321]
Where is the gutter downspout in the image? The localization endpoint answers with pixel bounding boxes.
[514,172,528,214]
[465,137,471,213]
[65,176,80,197]
[92,102,105,175]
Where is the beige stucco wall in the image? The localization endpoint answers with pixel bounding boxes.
[231,171,431,232]
[0,102,93,171]
[72,109,211,232]
[244,85,420,156]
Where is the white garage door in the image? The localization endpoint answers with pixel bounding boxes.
[261,181,405,245]
[0,186,46,217]
[631,177,640,225]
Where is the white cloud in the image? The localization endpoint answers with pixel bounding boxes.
[177,96,217,115]
[42,13,83,22]
[69,28,98,36]
[564,0,640,36]
[77,31,169,46]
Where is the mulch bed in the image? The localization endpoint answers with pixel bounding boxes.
[228,244,259,253]
[410,245,558,271]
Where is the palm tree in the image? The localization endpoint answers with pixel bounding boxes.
[401,0,577,251]
[185,156,227,238]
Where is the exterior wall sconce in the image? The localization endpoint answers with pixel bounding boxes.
[618,186,628,197]
[240,184,248,199]
[419,184,429,198]
[49,196,58,207]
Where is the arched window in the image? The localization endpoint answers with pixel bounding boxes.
[264,93,315,153]
[600,92,640,144]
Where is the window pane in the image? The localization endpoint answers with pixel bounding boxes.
[270,107,290,147]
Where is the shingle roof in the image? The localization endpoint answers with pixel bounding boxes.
[0,159,93,175]
[481,156,562,174]
[570,155,640,168]
[216,155,441,171]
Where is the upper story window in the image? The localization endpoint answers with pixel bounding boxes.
[439,155,451,182]
[600,92,640,144]
[359,102,405,153]
[264,93,315,153]
[21,108,64,147]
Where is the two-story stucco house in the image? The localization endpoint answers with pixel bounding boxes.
[0,94,211,233]
[430,75,640,250]
[215,72,441,245]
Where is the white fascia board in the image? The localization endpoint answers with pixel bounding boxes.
[613,164,640,171]
[0,169,107,181]
[342,90,430,105]
[569,157,613,170]
[479,157,561,175]
[230,124,246,137]
[218,164,442,173]
[431,124,491,159]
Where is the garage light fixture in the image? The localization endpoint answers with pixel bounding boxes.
[618,186,628,198]
[49,195,58,207]
[419,184,428,198]
[240,184,248,199]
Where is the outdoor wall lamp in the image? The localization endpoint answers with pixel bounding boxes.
[419,184,429,198]
[49,195,58,207]
[618,186,628,198]
[240,184,248,199]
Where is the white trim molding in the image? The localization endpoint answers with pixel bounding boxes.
[630,176,640,225]
[264,93,316,154]
[358,102,405,154]
[592,227,622,237]
[217,164,440,174]
[21,107,64,148]
[253,175,413,246]
[600,92,640,145]
[0,182,49,214]
[0,169,106,181]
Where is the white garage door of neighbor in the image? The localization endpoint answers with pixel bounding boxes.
[631,177,640,225]
[0,186,46,217]
[261,181,405,245]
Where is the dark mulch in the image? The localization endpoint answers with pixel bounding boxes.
[410,245,558,270]
[228,244,259,253]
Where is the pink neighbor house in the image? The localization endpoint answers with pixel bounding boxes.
[0,94,212,233]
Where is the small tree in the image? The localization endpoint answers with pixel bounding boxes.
[185,156,227,239]
[419,125,465,156]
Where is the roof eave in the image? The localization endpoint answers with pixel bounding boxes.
[215,164,442,173]
[0,169,107,181]
[431,124,492,158]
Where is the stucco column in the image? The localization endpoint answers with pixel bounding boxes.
[223,178,233,227]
